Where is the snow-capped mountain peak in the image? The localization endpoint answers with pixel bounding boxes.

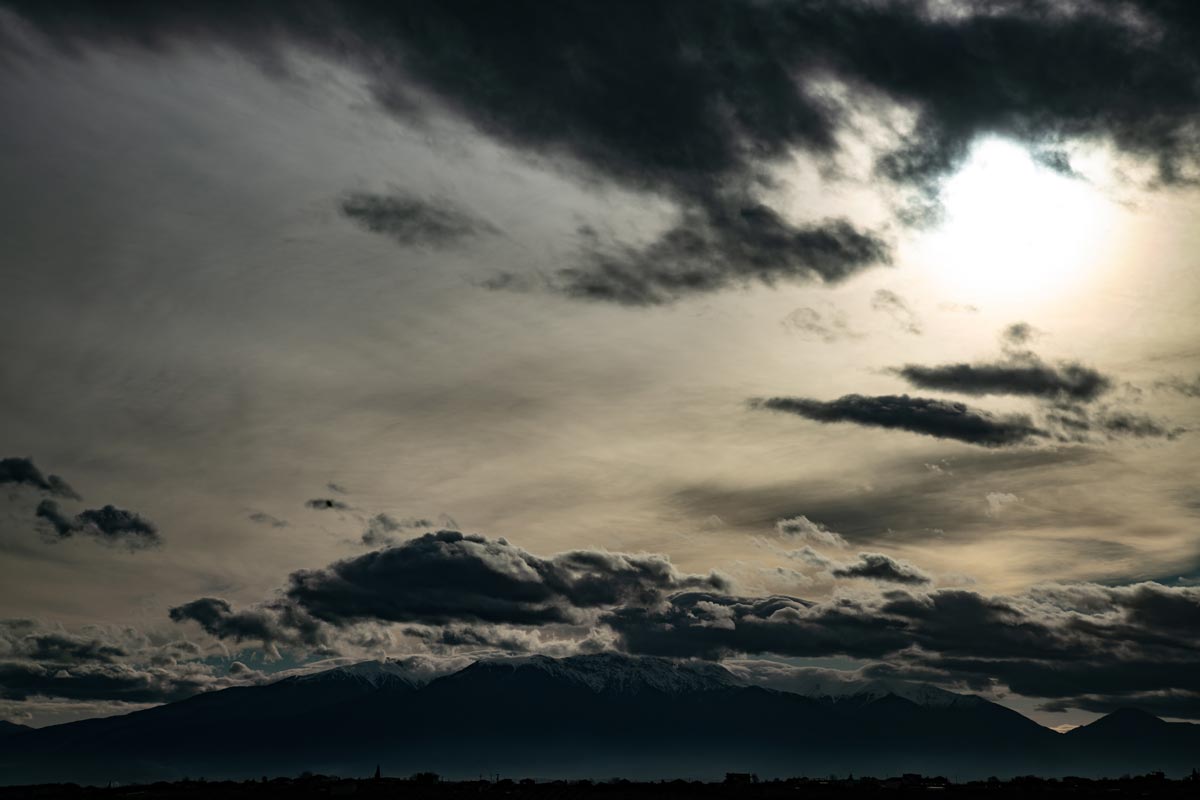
[722,660,990,710]
[467,652,739,695]
[757,673,986,709]
[293,659,424,689]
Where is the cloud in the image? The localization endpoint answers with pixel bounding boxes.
[830,553,931,585]
[0,457,79,499]
[860,583,1200,716]
[167,597,326,650]
[304,498,349,511]
[402,624,534,653]
[1156,374,1200,398]
[551,214,889,306]
[1039,690,1200,720]
[766,525,933,587]
[784,546,836,570]
[171,532,728,650]
[871,290,922,335]
[18,0,1200,191]
[775,516,848,549]
[142,527,1200,720]
[885,333,1179,442]
[339,190,497,248]
[397,622,593,656]
[893,357,1113,402]
[361,513,436,547]
[0,623,127,665]
[0,620,252,705]
[16,3,1200,301]
[751,393,1045,447]
[283,531,728,627]
[0,661,212,704]
[601,578,1200,719]
[604,591,909,661]
[1043,403,1184,442]
[1001,322,1041,347]
[1094,409,1183,439]
[248,511,288,528]
[781,306,858,343]
[35,500,161,550]
[672,448,1104,547]
[1031,148,1079,177]
[985,492,1021,518]
[0,697,159,728]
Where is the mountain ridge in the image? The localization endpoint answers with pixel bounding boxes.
[0,720,30,738]
[2,653,1197,785]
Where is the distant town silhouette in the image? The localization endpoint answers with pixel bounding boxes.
[3,770,1200,800]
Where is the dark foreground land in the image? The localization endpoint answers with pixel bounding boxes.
[3,772,1200,800]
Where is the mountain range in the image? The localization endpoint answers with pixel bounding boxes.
[1,653,1197,785]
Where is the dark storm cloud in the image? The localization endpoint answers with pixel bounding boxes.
[893,358,1113,401]
[169,532,729,651]
[12,2,1200,300]
[851,0,1200,191]
[156,525,1200,718]
[1040,691,1200,718]
[283,530,728,627]
[751,394,1046,447]
[831,553,931,584]
[0,620,252,704]
[557,213,889,306]
[870,290,922,335]
[19,632,127,664]
[600,588,965,663]
[1043,403,1184,442]
[884,325,1183,440]
[875,589,1084,661]
[891,581,1200,711]
[0,661,206,703]
[339,191,497,248]
[35,500,161,549]
[167,597,326,649]
[305,498,349,510]
[603,592,910,661]
[1001,322,1040,347]
[604,579,1200,718]
[168,598,278,644]
[0,621,127,666]
[0,457,79,499]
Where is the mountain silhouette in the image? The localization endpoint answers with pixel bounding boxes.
[1063,706,1200,774]
[1,654,1197,785]
[0,721,30,738]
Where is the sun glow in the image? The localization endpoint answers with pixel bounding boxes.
[919,139,1116,301]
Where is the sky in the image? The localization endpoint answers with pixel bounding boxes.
[1,0,1199,732]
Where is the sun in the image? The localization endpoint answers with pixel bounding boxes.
[917,138,1115,301]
